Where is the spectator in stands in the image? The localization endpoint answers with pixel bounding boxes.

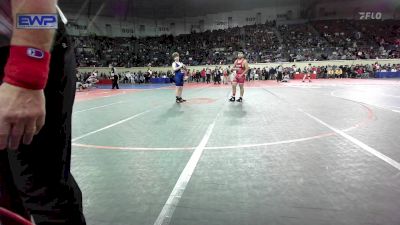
[277,65,283,82]
[302,63,312,82]
[223,67,229,84]
[71,20,399,68]
[206,67,211,84]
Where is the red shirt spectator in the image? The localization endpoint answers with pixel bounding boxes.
[201,69,206,78]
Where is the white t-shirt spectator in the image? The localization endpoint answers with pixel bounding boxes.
[126,72,132,80]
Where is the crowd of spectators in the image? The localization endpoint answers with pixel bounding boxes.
[72,19,400,68]
[75,62,399,90]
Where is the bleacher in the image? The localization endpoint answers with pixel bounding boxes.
[71,19,400,67]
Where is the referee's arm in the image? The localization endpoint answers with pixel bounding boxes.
[0,0,57,150]
[11,0,57,50]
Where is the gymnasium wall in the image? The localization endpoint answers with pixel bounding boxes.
[65,0,399,38]
[77,59,400,74]
[314,0,400,20]
[65,5,300,37]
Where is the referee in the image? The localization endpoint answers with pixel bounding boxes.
[0,1,86,224]
[111,66,119,89]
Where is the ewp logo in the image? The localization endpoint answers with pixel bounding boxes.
[17,14,58,29]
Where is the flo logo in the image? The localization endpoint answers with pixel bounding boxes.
[359,12,382,20]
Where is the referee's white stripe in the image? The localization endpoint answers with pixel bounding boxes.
[298,108,400,171]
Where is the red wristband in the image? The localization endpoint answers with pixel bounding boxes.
[4,45,51,90]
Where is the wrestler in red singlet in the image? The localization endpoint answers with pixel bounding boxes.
[229,51,249,102]
[234,58,246,84]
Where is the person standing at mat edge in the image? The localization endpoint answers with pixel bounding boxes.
[172,52,187,103]
[111,66,119,89]
[0,1,86,224]
[229,51,249,102]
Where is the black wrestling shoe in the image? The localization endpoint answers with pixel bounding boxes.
[236,97,243,102]
[176,97,186,103]
[229,96,236,102]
